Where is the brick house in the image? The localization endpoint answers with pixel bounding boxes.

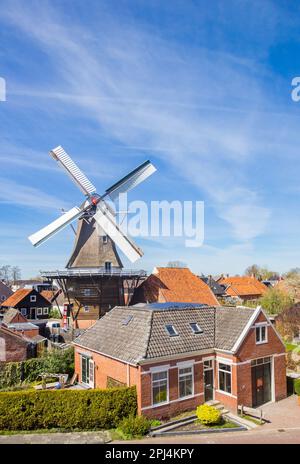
[1,288,51,319]
[218,276,268,302]
[131,267,220,306]
[73,303,286,418]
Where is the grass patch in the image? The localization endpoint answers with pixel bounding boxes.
[285,343,298,352]
[240,414,263,425]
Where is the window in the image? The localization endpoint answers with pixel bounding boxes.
[203,359,213,370]
[122,315,133,326]
[179,366,193,398]
[43,308,48,315]
[103,235,108,244]
[30,295,37,303]
[37,308,43,316]
[251,357,271,367]
[256,325,268,344]
[190,322,203,334]
[105,262,112,272]
[218,363,232,394]
[21,308,27,316]
[83,289,92,297]
[152,371,168,405]
[1,295,5,301]
[165,324,178,337]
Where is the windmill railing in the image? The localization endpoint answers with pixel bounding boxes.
[40,268,147,278]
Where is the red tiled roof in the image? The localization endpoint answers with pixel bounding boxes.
[219,276,268,297]
[132,267,220,306]
[1,289,32,307]
[40,290,60,303]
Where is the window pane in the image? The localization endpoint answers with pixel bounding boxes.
[219,363,231,372]
[179,369,193,398]
[152,373,167,405]
[219,369,231,394]
[153,371,167,382]
[261,326,266,341]
[256,327,260,342]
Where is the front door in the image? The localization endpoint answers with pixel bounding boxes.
[251,358,272,407]
[203,359,214,402]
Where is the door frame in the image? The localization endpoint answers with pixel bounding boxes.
[251,356,273,407]
[203,357,214,402]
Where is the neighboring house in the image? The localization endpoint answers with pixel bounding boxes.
[131,267,220,306]
[0,281,13,304]
[199,275,226,298]
[40,289,64,315]
[73,303,286,418]
[1,288,51,319]
[10,280,53,293]
[218,276,268,302]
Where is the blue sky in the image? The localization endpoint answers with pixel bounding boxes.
[1,0,300,278]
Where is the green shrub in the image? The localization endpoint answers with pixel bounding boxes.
[294,378,300,395]
[0,386,137,430]
[196,404,222,425]
[117,414,151,438]
[150,419,161,427]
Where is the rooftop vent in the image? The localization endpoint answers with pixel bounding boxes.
[122,315,133,326]
[165,324,178,337]
[190,322,203,334]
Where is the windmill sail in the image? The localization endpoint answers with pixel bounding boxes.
[94,202,143,263]
[50,146,97,196]
[105,160,156,202]
[28,206,84,247]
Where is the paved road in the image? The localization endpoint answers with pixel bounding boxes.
[112,427,300,444]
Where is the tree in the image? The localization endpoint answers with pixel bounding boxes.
[245,264,260,278]
[0,265,11,283]
[284,268,300,279]
[258,288,294,315]
[244,264,279,281]
[11,266,21,283]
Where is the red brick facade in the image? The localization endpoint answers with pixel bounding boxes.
[73,309,287,418]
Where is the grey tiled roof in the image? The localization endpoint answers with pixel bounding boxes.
[146,307,215,359]
[74,306,152,364]
[215,306,255,351]
[74,304,255,364]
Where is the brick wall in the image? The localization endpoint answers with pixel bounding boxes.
[0,329,29,362]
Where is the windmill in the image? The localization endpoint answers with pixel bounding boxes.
[28,146,156,263]
[30,146,156,328]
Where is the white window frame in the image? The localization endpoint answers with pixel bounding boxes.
[30,295,37,303]
[178,365,194,399]
[20,308,27,316]
[151,370,169,406]
[255,324,268,345]
[43,307,49,315]
[36,308,43,316]
[217,361,232,396]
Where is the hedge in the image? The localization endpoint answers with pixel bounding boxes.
[0,386,137,430]
[0,348,74,389]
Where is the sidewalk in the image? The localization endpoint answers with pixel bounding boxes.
[0,431,111,444]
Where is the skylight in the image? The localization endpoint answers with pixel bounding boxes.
[122,315,133,326]
[190,323,203,334]
[165,324,178,337]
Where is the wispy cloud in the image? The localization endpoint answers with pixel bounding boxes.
[0,0,276,242]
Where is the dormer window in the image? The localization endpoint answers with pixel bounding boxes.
[165,324,178,337]
[122,315,133,326]
[190,323,203,334]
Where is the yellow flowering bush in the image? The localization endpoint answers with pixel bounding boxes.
[196,404,222,425]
